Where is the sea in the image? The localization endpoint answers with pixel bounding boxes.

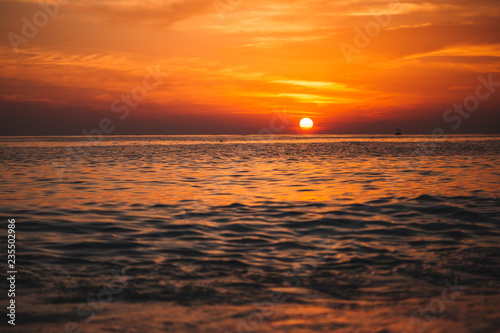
[0,134,499,333]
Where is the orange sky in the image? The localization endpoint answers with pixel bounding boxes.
[1,0,499,135]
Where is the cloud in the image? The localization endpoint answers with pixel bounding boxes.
[69,0,214,27]
[1,0,500,134]
[271,79,357,91]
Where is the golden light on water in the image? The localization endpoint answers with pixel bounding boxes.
[300,118,314,130]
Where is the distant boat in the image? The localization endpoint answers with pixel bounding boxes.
[395,129,402,135]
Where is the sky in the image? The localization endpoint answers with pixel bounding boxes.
[0,0,499,135]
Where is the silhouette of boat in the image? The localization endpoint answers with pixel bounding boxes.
[395,129,402,135]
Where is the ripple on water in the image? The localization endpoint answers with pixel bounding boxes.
[1,135,499,331]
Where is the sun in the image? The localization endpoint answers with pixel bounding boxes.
[299,118,313,130]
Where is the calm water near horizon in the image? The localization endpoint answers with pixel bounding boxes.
[1,135,499,332]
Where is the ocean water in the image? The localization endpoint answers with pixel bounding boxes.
[1,135,499,333]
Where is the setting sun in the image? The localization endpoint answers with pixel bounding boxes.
[300,118,314,130]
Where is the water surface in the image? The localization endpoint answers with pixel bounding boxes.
[1,135,499,332]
